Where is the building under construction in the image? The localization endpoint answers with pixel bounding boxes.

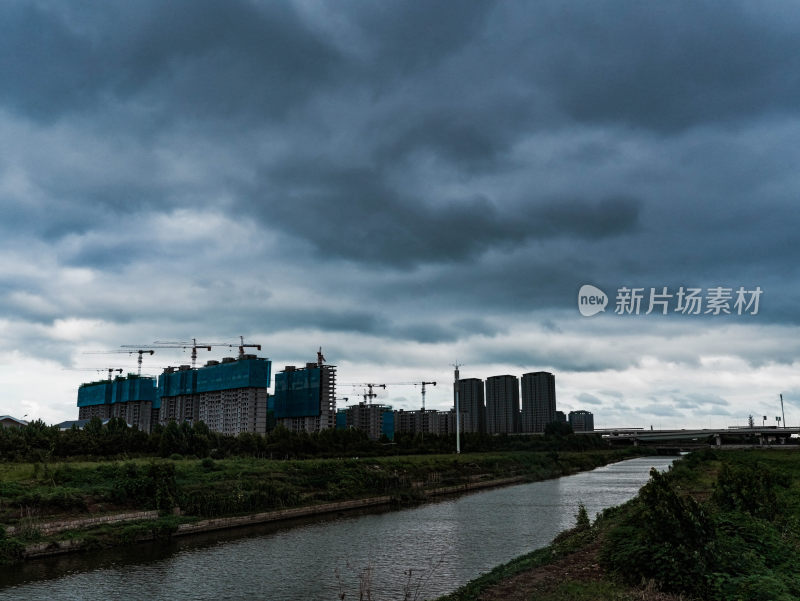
[77,354,272,436]
[273,359,337,434]
[77,374,159,432]
[336,402,395,440]
[393,408,463,437]
[158,355,271,435]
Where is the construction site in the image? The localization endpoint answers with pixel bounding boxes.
[74,341,465,440]
[75,340,565,441]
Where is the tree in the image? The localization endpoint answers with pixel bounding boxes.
[544,421,573,437]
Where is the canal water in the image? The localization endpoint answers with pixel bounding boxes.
[0,455,674,600]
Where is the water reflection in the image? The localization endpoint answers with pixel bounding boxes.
[0,456,674,601]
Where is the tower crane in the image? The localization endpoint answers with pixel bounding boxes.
[341,383,387,404]
[373,381,439,410]
[361,383,386,404]
[415,381,437,412]
[127,350,154,375]
[67,368,124,380]
[234,336,261,359]
[146,338,214,368]
[151,336,262,364]
[84,349,155,375]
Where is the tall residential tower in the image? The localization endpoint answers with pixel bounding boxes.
[456,377,485,434]
[485,375,520,434]
[521,371,556,433]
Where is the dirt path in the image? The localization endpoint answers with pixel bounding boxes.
[477,541,683,601]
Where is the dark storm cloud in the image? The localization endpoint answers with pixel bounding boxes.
[0,0,342,122]
[479,346,633,373]
[3,0,800,409]
[451,318,504,338]
[254,162,641,267]
[347,1,493,74]
[523,1,800,131]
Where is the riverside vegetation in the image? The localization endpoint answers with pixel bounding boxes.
[0,418,649,564]
[438,448,800,601]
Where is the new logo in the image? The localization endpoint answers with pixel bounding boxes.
[578,284,608,317]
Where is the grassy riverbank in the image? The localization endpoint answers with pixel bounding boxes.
[0,446,650,564]
[438,448,800,601]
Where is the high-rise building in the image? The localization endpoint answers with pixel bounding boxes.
[569,410,594,432]
[392,408,459,437]
[521,371,556,433]
[77,374,159,432]
[337,402,394,440]
[273,361,337,433]
[485,375,520,434]
[456,377,485,433]
[157,365,199,425]
[158,355,271,435]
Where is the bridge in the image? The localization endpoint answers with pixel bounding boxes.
[586,426,800,448]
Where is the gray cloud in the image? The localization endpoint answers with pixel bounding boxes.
[576,393,603,406]
[2,1,800,427]
[524,1,800,132]
[642,404,685,418]
[249,161,641,267]
[0,1,343,123]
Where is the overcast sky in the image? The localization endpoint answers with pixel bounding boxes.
[3,1,800,428]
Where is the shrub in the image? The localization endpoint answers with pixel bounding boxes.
[575,503,590,531]
[712,462,788,519]
[601,468,714,597]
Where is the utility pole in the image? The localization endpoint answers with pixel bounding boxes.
[453,362,461,454]
[780,394,786,428]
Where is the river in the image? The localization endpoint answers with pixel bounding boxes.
[0,455,674,600]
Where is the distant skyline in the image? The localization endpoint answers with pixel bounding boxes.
[2,1,800,428]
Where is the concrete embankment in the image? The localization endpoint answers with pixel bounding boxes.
[23,476,526,559]
[173,475,524,536]
[9,510,159,537]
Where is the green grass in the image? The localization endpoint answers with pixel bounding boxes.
[0,448,650,564]
[542,581,633,601]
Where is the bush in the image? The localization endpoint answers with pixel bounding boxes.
[575,503,590,531]
[0,538,25,564]
[601,468,714,596]
[712,462,788,519]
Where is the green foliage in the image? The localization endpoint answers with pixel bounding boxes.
[599,451,800,601]
[712,462,788,519]
[0,538,25,564]
[443,450,800,601]
[601,468,714,596]
[545,580,631,601]
[0,413,625,464]
[179,480,300,517]
[575,503,590,531]
[544,421,574,437]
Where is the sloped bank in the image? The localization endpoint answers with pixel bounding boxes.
[22,476,527,559]
[1,447,652,564]
[436,448,800,601]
